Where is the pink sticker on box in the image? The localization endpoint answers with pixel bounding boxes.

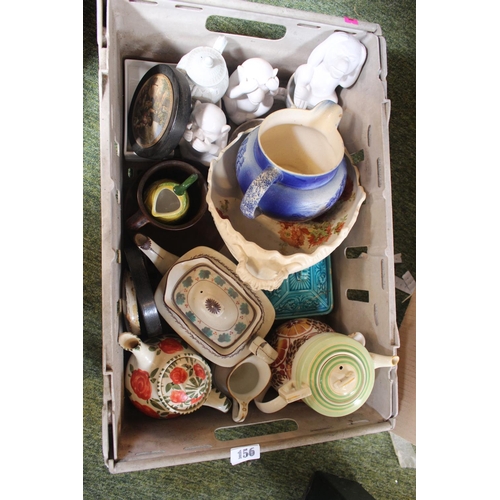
[344,17,359,25]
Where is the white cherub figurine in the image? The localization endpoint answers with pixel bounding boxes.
[222,58,280,125]
[292,32,367,109]
[179,100,231,166]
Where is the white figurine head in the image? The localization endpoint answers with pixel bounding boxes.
[180,101,231,165]
[239,58,279,92]
[189,101,230,142]
[311,32,367,88]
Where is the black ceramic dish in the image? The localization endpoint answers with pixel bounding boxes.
[123,244,164,341]
[128,64,192,160]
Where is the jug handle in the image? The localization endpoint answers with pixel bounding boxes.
[240,165,282,219]
[231,399,248,423]
[254,380,312,414]
[127,209,149,231]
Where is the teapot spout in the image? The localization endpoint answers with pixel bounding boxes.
[134,233,179,275]
[203,387,232,413]
[118,332,141,351]
[118,332,155,368]
[370,352,400,369]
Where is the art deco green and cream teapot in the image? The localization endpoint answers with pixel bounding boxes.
[255,318,399,417]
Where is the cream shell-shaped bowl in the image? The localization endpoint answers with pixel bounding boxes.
[207,129,366,291]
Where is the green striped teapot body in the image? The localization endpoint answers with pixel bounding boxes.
[255,318,399,417]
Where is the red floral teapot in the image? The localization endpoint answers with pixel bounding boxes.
[119,333,231,419]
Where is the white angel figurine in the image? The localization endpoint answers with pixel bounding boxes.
[179,100,231,166]
[222,58,279,125]
[292,32,367,109]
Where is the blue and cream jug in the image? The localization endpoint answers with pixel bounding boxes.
[235,100,348,221]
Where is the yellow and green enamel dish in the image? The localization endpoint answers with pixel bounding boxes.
[144,174,198,223]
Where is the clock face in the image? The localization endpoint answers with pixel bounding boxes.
[130,73,174,148]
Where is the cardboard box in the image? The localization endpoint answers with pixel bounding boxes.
[98,0,399,473]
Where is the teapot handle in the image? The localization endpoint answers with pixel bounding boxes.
[348,331,366,346]
[248,336,279,364]
[254,380,312,414]
[240,165,282,219]
[212,35,228,53]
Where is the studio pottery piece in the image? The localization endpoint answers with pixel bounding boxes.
[255,318,399,417]
[119,333,231,419]
[207,128,366,291]
[154,246,277,367]
[213,354,272,423]
[127,160,208,232]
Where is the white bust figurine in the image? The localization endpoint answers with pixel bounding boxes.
[223,58,280,125]
[179,101,231,166]
[292,32,367,109]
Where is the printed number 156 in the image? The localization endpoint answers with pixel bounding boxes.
[238,447,256,459]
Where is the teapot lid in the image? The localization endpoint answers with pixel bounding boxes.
[179,47,228,88]
[157,353,212,413]
[294,332,375,417]
[155,247,276,367]
[170,260,262,349]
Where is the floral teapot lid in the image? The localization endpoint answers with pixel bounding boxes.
[157,352,212,413]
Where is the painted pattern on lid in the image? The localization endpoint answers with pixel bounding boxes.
[173,264,258,348]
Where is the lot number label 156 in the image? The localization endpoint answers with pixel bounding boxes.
[230,444,261,465]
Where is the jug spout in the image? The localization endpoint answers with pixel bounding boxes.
[309,99,343,131]
[370,352,400,369]
[134,233,179,275]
